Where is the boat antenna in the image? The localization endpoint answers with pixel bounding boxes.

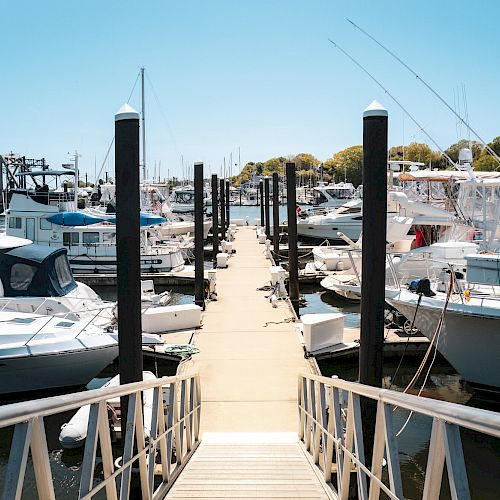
[141,66,147,182]
[346,18,500,166]
[327,38,457,168]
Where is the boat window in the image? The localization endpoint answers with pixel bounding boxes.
[54,255,73,288]
[315,192,328,204]
[40,218,52,230]
[10,263,37,291]
[55,321,75,328]
[63,232,79,246]
[8,217,22,229]
[103,232,116,244]
[9,317,37,324]
[83,232,100,244]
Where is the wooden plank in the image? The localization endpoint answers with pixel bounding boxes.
[165,437,333,500]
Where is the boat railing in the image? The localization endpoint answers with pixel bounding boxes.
[298,372,500,499]
[0,372,201,499]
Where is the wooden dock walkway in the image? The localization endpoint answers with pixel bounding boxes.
[178,225,317,433]
[166,433,333,499]
[169,227,330,499]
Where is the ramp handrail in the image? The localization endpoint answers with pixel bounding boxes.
[0,372,201,499]
[298,373,500,500]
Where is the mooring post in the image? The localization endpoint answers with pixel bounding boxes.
[115,103,143,434]
[286,163,299,315]
[259,180,264,227]
[194,162,205,309]
[219,178,226,241]
[264,176,271,239]
[359,100,388,462]
[211,174,219,267]
[272,173,280,263]
[225,179,230,231]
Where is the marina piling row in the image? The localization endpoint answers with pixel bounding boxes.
[286,162,299,315]
[211,174,219,267]
[272,172,280,263]
[194,162,205,309]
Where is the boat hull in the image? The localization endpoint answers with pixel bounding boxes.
[387,294,500,390]
[0,345,119,394]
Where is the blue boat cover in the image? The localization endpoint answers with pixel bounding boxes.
[47,212,105,226]
[47,211,166,227]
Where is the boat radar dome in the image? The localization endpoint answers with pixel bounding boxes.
[458,148,473,164]
[115,103,140,121]
[363,100,388,118]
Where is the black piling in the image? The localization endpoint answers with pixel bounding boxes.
[259,180,264,227]
[115,104,143,433]
[264,177,271,239]
[272,173,280,263]
[194,162,205,309]
[211,174,219,267]
[225,179,230,231]
[359,100,388,462]
[286,163,299,315]
[219,178,226,241]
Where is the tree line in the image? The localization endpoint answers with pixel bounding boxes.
[234,137,500,187]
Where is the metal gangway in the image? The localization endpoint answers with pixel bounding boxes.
[1,372,499,499]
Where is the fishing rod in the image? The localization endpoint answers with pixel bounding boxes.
[327,38,457,169]
[346,18,500,165]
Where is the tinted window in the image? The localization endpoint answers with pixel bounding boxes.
[54,255,73,288]
[83,232,99,244]
[10,263,37,291]
[63,232,79,246]
[40,218,52,230]
[8,217,22,229]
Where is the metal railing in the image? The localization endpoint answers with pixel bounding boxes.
[298,373,500,500]
[0,372,201,499]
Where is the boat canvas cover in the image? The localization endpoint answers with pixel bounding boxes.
[47,212,106,226]
[47,211,166,227]
[0,245,77,297]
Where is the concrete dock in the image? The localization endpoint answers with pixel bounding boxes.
[178,225,317,433]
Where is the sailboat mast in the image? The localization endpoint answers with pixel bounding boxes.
[141,66,146,181]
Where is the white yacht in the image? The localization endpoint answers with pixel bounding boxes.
[386,256,500,391]
[5,190,185,274]
[307,181,356,209]
[0,310,119,395]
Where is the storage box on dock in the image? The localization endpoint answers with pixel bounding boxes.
[301,313,344,353]
[142,304,202,333]
[465,253,500,285]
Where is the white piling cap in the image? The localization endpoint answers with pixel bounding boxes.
[115,103,140,121]
[363,100,388,118]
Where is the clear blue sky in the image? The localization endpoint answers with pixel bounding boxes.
[2,0,499,181]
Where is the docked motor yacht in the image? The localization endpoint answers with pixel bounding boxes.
[5,190,185,274]
[0,310,119,395]
[386,256,500,391]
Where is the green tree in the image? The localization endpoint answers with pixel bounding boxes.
[324,145,363,186]
[263,156,287,176]
[474,151,499,171]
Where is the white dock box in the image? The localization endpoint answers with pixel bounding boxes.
[465,253,500,285]
[142,304,202,333]
[217,252,229,268]
[301,313,344,352]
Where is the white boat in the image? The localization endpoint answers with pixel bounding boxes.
[5,190,186,274]
[386,282,500,391]
[169,185,211,213]
[307,182,356,209]
[0,311,119,395]
[59,371,157,448]
[298,199,365,241]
